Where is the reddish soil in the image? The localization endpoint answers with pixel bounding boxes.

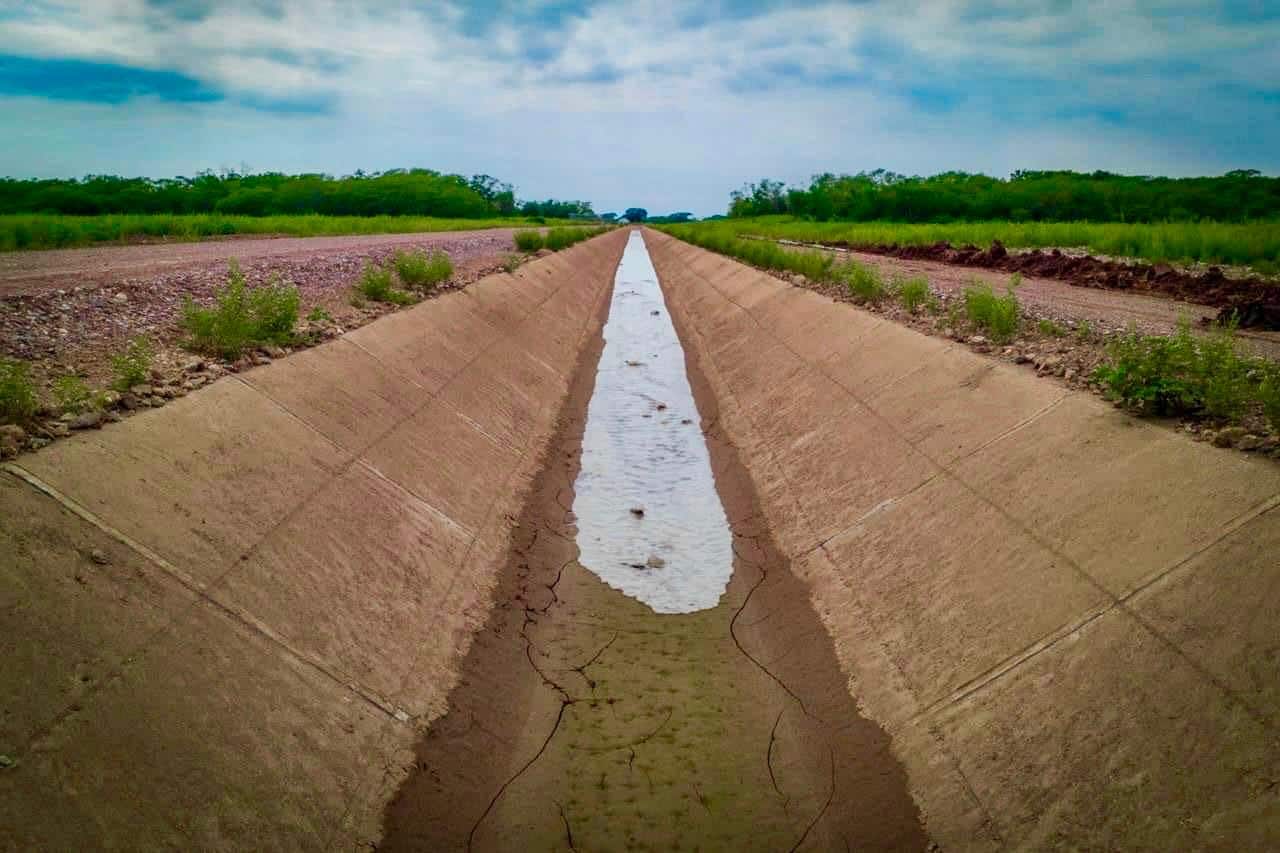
[814,239,1280,329]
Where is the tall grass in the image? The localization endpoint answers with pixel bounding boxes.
[666,218,1280,270]
[0,358,37,424]
[0,214,582,252]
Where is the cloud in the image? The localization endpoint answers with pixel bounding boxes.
[0,0,1276,215]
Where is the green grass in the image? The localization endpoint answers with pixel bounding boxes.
[52,375,98,413]
[394,248,452,290]
[181,261,301,358]
[836,259,888,303]
[514,230,544,252]
[1259,364,1280,430]
[354,262,413,306]
[896,276,934,313]
[1038,318,1067,337]
[0,358,37,424]
[664,218,1280,270]
[653,223,834,281]
[963,280,1021,342]
[110,336,154,391]
[0,214,577,252]
[1093,319,1259,419]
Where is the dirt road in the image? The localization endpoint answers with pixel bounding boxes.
[0,228,520,386]
[0,229,521,297]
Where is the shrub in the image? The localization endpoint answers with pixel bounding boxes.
[502,253,522,273]
[543,228,575,251]
[306,305,332,323]
[181,260,300,358]
[1038,318,1067,337]
[964,280,1020,342]
[514,230,544,252]
[897,276,934,313]
[394,249,452,290]
[52,375,97,413]
[837,260,888,303]
[111,336,153,390]
[0,358,37,424]
[354,262,413,305]
[1092,319,1253,418]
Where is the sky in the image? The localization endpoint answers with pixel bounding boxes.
[0,0,1277,216]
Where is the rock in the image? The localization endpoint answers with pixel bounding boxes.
[967,335,988,345]
[646,555,666,569]
[1013,353,1032,364]
[119,393,143,411]
[147,396,164,407]
[1213,426,1248,448]
[1236,434,1264,452]
[1064,368,1077,381]
[182,376,207,391]
[1035,355,1063,374]
[629,507,645,518]
[181,358,205,374]
[129,384,153,397]
[0,424,25,443]
[68,410,103,430]
[48,422,70,438]
[0,754,15,769]
[28,437,50,450]
[252,355,271,366]
[263,345,286,359]
[113,291,129,303]
[90,548,110,565]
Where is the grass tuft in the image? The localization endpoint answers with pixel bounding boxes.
[896,276,934,313]
[52,375,98,413]
[1038,318,1067,337]
[963,280,1020,342]
[514,230,544,252]
[838,260,888,303]
[111,336,154,390]
[354,262,413,306]
[0,358,37,424]
[394,248,452,290]
[181,260,300,358]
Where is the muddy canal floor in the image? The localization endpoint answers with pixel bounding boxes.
[381,248,926,851]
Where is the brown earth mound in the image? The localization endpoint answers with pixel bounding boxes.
[823,239,1280,329]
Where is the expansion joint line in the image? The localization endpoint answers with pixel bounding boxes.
[1,462,412,725]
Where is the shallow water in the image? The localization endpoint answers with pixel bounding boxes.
[571,230,734,614]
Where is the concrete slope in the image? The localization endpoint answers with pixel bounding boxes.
[645,229,1280,850]
[0,229,628,850]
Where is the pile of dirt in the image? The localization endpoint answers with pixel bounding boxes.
[826,239,1280,329]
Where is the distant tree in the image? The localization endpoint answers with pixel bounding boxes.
[600,212,618,222]
[623,207,648,222]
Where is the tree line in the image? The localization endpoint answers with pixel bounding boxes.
[728,169,1280,222]
[0,169,597,220]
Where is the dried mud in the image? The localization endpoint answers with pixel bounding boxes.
[380,233,927,851]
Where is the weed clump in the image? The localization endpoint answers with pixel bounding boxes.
[353,262,413,306]
[181,260,300,358]
[111,336,153,390]
[515,230,544,252]
[502,253,522,273]
[394,249,452,290]
[0,358,37,424]
[1258,363,1280,430]
[836,260,888,303]
[306,305,332,323]
[1037,318,1067,337]
[1093,318,1254,418]
[963,280,1020,342]
[896,276,934,313]
[52,375,98,413]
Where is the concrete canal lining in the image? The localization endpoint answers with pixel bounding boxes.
[645,227,1280,850]
[2,224,1279,849]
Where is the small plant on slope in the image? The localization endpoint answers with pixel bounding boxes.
[394,249,452,290]
[836,259,888,304]
[963,280,1020,343]
[896,276,934,313]
[0,358,37,424]
[181,260,300,358]
[514,230,544,252]
[354,262,413,306]
[52,375,98,414]
[111,336,153,391]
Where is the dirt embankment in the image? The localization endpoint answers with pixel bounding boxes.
[381,232,927,851]
[815,239,1280,329]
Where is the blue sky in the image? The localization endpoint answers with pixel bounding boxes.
[0,0,1277,216]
